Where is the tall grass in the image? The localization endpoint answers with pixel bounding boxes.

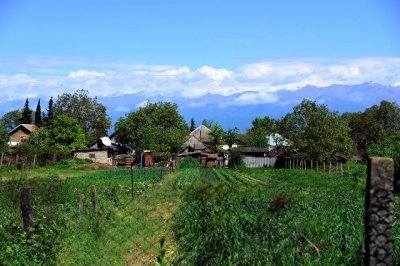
[173,166,400,265]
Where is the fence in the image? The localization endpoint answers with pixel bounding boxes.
[243,156,277,168]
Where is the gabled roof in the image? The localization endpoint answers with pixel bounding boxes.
[8,124,39,136]
[188,125,213,143]
[182,135,207,150]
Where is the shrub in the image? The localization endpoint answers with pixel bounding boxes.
[178,157,201,168]
[228,148,244,168]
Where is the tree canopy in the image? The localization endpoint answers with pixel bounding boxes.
[20,98,32,124]
[46,115,87,152]
[245,116,276,147]
[115,102,189,159]
[1,110,22,131]
[43,96,54,126]
[278,99,354,161]
[34,99,43,127]
[54,90,111,144]
[0,122,9,153]
[343,100,400,159]
[368,133,400,169]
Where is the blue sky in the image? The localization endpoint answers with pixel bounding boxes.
[1,0,399,68]
[0,0,399,129]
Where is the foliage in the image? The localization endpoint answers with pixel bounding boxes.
[368,133,400,169]
[54,89,111,145]
[1,110,22,131]
[178,157,201,169]
[173,167,369,265]
[0,123,9,153]
[223,127,239,148]
[279,99,354,161]
[343,100,400,159]
[209,123,224,152]
[190,118,196,132]
[46,115,87,152]
[20,98,33,124]
[115,102,189,159]
[0,167,169,265]
[34,99,42,127]
[228,148,244,168]
[202,119,214,128]
[244,116,276,147]
[43,96,54,126]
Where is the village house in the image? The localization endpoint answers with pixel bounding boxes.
[178,125,221,167]
[73,136,119,165]
[8,124,39,147]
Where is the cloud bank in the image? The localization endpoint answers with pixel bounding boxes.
[0,57,399,106]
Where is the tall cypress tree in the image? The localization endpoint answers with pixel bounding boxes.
[20,98,32,124]
[44,96,54,125]
[34,99,42,127]
[190,118,196,131]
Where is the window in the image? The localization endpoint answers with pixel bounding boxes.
[89,153,96,159]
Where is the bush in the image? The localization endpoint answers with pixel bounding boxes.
[228,148,244,168]
[57,158,93,167]
[178,157,201,168]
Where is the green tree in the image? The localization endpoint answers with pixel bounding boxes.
[202,119,214,128]
[34,99,43,127]
[368,133,400,169]
[343,100,400,159]
[115,102,189,159]
[209,123,224,152]
[0,122,9,153]
[279,99,354,161]
[245,116,276,147]
[190,118,196,132]
[223,127,239,148]
[20,98,32,124]
[46,115,87,152]
[43,96,54,126]
[1,110,22,131]
[54,90,111,144]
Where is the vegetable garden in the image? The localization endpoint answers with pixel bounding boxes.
[1,162,400,265]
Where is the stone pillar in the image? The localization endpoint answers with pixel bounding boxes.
[365,157,394,266]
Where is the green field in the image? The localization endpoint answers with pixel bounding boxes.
[1,162,400,265]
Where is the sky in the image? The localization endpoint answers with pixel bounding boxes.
[0,0,399,129]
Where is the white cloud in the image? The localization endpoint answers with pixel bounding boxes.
[196,66,233,81]
[68,69,106,78]
[1,57,400,106]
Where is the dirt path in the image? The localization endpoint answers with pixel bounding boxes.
[125,171,182,265]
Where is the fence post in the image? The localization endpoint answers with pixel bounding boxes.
[365,157,394,265]
[79,194,85,215]
[130,165,134,199]
[91,186,97,213]
[20,188,34,239]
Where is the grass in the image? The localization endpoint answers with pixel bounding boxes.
[172,165,399,265]
[2,162,400,265]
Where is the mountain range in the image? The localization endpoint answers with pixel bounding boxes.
[0,82,398,132]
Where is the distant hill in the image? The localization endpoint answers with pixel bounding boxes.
[1,82,399,132]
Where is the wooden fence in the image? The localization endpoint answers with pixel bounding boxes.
[243,156,277,168]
